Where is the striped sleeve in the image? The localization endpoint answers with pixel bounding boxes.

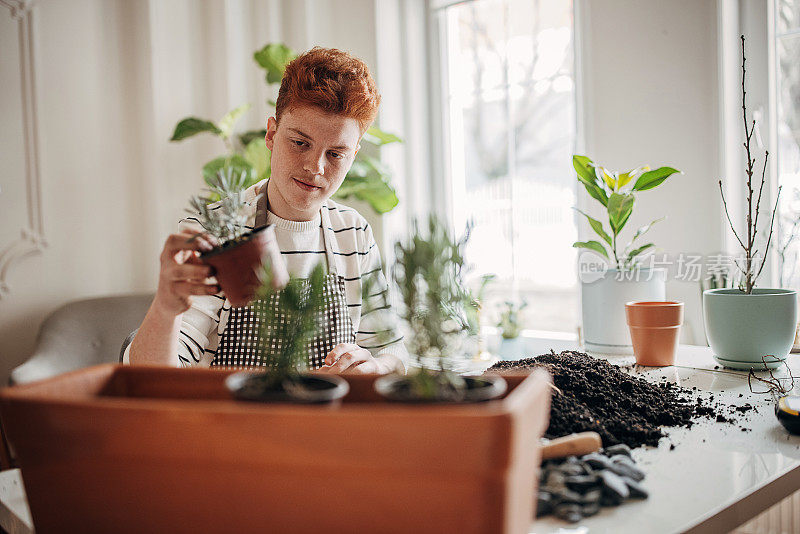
[355,224,409,371]
[173,217,224,367]
[121,292,222,367]
[176,295,221,367]
[122,217,225,367]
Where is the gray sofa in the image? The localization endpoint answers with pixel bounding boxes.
[10,293,153,385]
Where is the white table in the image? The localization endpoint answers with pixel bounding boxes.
[0,469,33,534]
[520,342,800,534]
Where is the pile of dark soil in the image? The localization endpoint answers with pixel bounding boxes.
[489,351,724,448]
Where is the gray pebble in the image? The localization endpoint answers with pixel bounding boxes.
[582,452,612,470]
[600,494,622,507]
[559,463,585,476]
[537,450,645,521]
[544,470,566,488]
[622,477,649,499]
[554,503,583,523]
[599,469,630,502]
[539,484,563,498]
[579,462,595,475]
[611,454,639,467]
[607,458,645,482]
[536,491,554,517]
[605,443,632,457]
[564,474,599,492]
[582,488,602,505]
[558,489,586,505]
[582,502,600,517]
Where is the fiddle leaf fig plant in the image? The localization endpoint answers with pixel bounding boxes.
[170,42,401,214]
[572,155,681,269]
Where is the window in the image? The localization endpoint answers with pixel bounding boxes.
[433,0,578,335]
[775,0,800,288]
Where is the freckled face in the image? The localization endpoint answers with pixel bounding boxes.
[264,106,361,221]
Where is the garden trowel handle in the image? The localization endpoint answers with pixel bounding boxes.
[541,432,602,460]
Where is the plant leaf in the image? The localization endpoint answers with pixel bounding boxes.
[573,155,609,206]
[574,208,612,246]
[607,192,635,234]
[628,243,655,258]
[254,43,297,84]
[217,104,252,140]
[629,217,664,245]
[334,155,399,214]
[572,155,596,183]
[632,166,681,191]
[617,165,650,189]
[578,178,609,207]
[244,138,270,180]
[239,129,267,147]
[202,155,257,192]
[362,126,403,146]
[572,240,609,259]
[170,118,222,141]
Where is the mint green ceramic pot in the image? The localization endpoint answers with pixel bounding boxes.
[703,288,797,369]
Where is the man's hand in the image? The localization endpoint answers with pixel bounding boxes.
[153,231,220,317]
[319,343,393,374]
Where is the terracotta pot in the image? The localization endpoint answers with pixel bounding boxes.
[0,365,551,534]
[201,225,288,307]
[625,301,684,366]
[225,372,349,403]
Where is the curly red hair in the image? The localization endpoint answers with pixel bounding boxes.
[275,47,380,134]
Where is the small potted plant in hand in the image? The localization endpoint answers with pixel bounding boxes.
[572,155,681,353]
[187,167,288,307]
[374,215,506,402]
[225,262,349,402]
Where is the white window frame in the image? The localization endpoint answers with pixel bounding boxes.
[768,0,800,288]
[717,0,781,287]
[427,0,586,337]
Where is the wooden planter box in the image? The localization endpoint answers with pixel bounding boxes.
[0,365,551,534]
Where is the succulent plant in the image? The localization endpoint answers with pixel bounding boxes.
[186,167,252,245]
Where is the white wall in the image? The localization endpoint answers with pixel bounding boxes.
[580,0,726,343]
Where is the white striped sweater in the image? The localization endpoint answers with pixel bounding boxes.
[126,179,408,369]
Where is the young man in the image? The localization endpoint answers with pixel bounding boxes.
[127,47,407,374]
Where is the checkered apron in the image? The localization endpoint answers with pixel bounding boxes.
[211,204,355,370]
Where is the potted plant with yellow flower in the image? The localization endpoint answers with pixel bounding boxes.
[572,155,680,354]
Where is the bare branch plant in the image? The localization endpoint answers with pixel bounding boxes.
[718,35,782,294]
